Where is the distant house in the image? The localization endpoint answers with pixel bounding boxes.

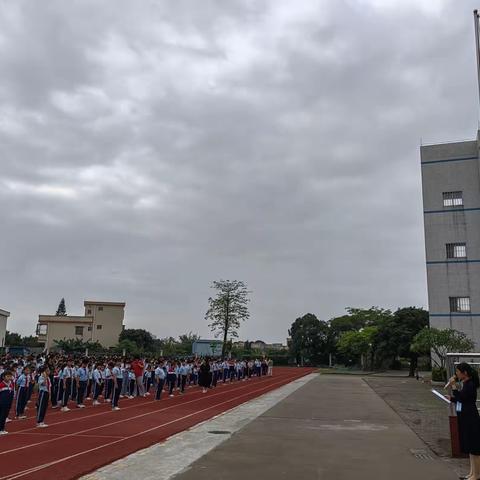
[192,339,223,356]
[0,309,10,348]
[37,300,125,351]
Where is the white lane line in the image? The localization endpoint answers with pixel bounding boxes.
[83,373,318,480]
[8,376,267,435]
[0,373,300,457]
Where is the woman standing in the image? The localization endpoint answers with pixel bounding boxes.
[447,362,480,480]
[198,358,210,394]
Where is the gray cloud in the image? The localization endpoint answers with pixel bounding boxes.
[0,0,477,342]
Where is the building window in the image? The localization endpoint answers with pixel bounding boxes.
[97,325,102,330]
[75,326,84,335]
[446,243,467,259]
[87,309,92,315]
[98,306,103,311]
[36,324,47,335]
[87,326,92,331]
[449,297,471,313]
[443,191,463,208]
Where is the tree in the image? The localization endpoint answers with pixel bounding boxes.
[5,331,22,346]
[337,326,378,369]
[178,332,201,354]
[5,331,42,348]
[116,339,140,355]
[119,329,156,352]
[288,313,330,365]
[375,307,429,375]
[328,307,392,366]
[205,280,250,357]
[53,338,102,353]
[411,327,475,373]
[56,298,67,316]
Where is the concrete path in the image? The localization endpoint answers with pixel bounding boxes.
[174,375,458,479]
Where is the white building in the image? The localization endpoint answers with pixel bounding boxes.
[0,309,10,348]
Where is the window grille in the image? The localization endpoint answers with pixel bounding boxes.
[446,243,467,259]
[449,297,471,312]
[443,191,463,207]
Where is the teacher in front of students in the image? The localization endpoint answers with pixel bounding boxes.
[446,362,480,480]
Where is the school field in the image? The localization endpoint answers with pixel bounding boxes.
[0,367,312,479]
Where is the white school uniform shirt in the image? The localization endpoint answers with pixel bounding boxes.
[93,369,102,383]
[104,367,112,379]
[62,366,73,379]
[155,367,166,380]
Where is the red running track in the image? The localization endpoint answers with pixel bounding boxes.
[0,367,313,480]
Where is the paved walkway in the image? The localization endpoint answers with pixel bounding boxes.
[174,375,458,479]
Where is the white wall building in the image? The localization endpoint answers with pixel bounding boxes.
[0,309,10,348]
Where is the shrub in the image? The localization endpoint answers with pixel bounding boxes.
[431,367,447,382]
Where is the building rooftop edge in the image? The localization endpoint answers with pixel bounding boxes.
[84,301,126,307]
[38,315,94,323]
[0,309,10,317]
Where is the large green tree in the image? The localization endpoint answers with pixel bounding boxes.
[288,313,330,365]
[411,327,474,373]
[119,328,156,352]
[328,307,392,366]
[375,307,429,375]
[337,326,379,369]
[205,280,250,357]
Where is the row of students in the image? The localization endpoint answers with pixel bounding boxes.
[0,355,274,435]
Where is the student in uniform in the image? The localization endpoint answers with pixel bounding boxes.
[111,361,122,411]
[154,363,166,400]
[166,362,177,397]
[56,363,64,408]
[120,361,129,398]
[179,362,188,394]
[61,360,74,412]
[36,366,50,428]
[86,362,93,400]
[0,370,14,435]
[15,365,30,419]
[104,363,113,402]
[76,360,88,408]
[92,364,104,406]
[51,365,59,407]
[27,369,35,404]
[128,369,136,398]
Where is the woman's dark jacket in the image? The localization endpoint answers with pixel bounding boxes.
[198,363,210,388]
[452,379,480,455]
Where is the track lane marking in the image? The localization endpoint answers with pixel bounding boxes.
[0,373,300,456]
[0,374,301,480]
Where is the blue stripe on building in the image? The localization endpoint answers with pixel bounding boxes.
[421,156,477,165]
[424,207,480,214]
[426,259,480,265]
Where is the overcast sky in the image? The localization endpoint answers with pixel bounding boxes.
[1,0,479,343]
